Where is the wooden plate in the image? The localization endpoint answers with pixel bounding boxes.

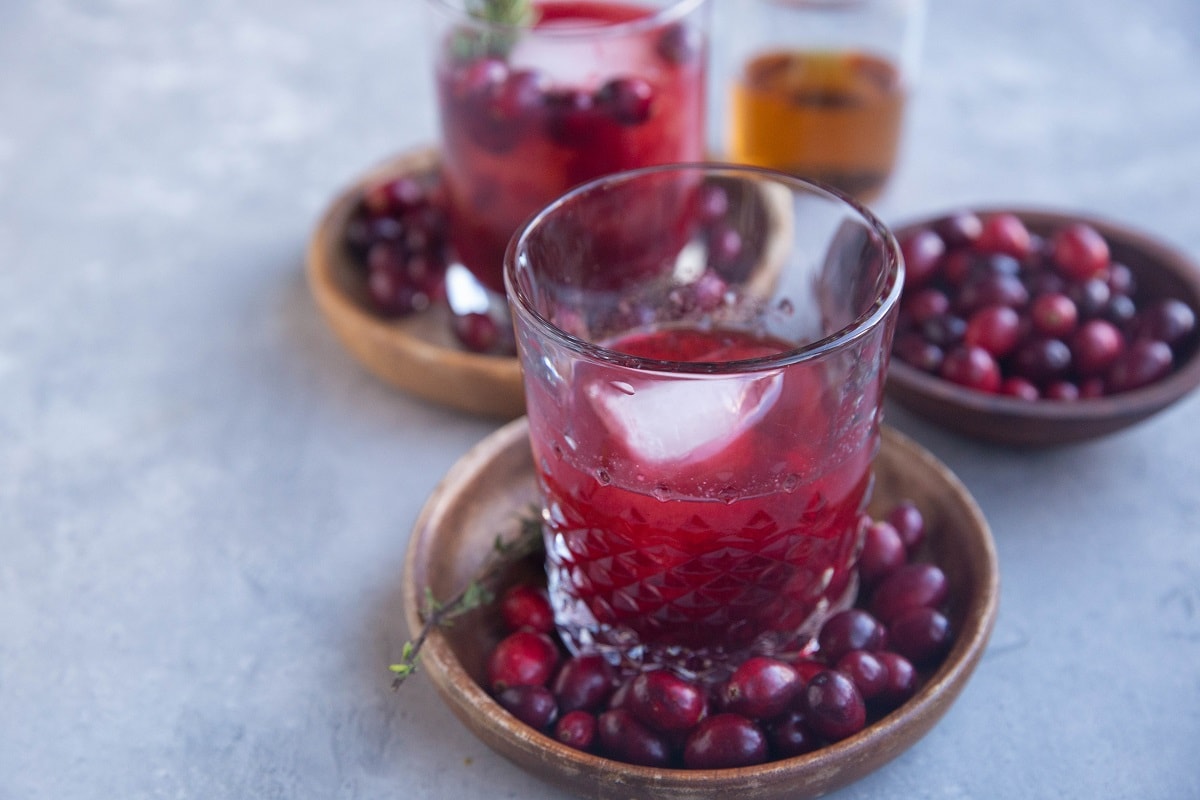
[305,147,525,419]
[886,207,1200,446]
[402,419,1000,799]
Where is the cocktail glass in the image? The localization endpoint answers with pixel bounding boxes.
[425,0,710,349]
[505,163,904,681]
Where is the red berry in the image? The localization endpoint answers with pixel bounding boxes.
[555,710,597,752]
[818,609,887,664]
[886,501,926,552]
[835,649,889,701]
[683,714,769,769]
[551,654,616,713]
[596,77,655,125]
[802,670,866,742]
[1043,380,1080,401]
[1029,292,1079,338]
[999,376,1040,400]
[486,630,560,692]
[1050,222,1110,281]
[1070,319,1125,378]
[964,304,1021,358]
[496,684,559,730]
[903,287,951,325]
[719,657,801,721]
[1010,337,1072,383]
[1106,339,1173,393]
[628,670,708,733]
[899,229,946,288]
[976,213,1032,260]
[869,563,949,624]
[596,708,672,767]
[939,345,1001,393]
[859,520,907,587]
[499,583,555,633]
[1135,298,1196,346]
[764,709,819,758]
[933,211,983,248]
[888,607,952,666]
[874,651,918,710]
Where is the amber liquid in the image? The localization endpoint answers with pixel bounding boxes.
[728,49,906,201]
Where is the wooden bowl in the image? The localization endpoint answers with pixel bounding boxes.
[402,419,999,800]
[305,147,525,419]
[886,208,1200,446]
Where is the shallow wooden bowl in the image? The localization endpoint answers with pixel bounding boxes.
[885,208,1200,446]
[402,419,999,800]
[306,147,525,419]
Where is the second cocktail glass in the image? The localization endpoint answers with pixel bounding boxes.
[505,164,904,682]
[425,0,710,345]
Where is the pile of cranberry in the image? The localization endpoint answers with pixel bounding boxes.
[343,173,451,321]
[480,500,954,770]
[893,211,1196,399]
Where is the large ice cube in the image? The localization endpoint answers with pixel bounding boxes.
[585,372,782,466]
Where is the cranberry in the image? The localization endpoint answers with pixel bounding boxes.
[1107,262,1136,296]
[596,708,672,767]
[697,183,730,222]
[802,670,866,742]
[886,501,926,552]
[596,77,655,125]
[1024,268,1067,298]
[1068,277,1112,319]
[939,345,1001,393]
[976,213,1032,260]
[874,651,918,710]
[552,654,616,713]
[544,88,599,145]
[656,22,701,65]
[496,684,559,730]
[1043,380,1080,401]
[817,609,887,664]
[1135,298,1196,346]
[921,314,967,348]
[888,607,952,666]
[453,311,504,354]
[719,657,801,721]
[1079,377,1107,398]
[683,714,768,769]
[893,333,944,373]
[499,583,555,633]
[1070,319,1125,377]
[362,176,427,217]
[964,305,1021,358]
[555,709,597,752]
[899,229,946,288]
[628,669,708,733]
[903,287,951,325]
[954,273,1029,315]
[1106,339,1173,393]
[835,650,889,701]
[765,709,819,758]
[486,630,560,692]
[1029,292,1079,338]
[792,659,828,686]
[869,563,949,624]
[999,375,1040,400]
[933,210,983,248]
[1050,222,1110,281]
[366,257,433,316]
[1010,337,1072,383]
[706,223,744,271]
[859,520,907,587]
[1103,294,1138,331]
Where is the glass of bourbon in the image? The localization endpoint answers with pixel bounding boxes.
[717,0,926,203]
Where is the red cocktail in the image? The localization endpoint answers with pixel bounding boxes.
[506,165,903,681]
[428,0,709,295]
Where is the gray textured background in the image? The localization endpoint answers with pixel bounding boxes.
[2,0,1198,797]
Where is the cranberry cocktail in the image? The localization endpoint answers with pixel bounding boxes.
[506,165,903,681]
[429,0,708,296]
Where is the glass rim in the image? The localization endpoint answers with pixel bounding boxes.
[504,162,905,376]
[423,0,708,38]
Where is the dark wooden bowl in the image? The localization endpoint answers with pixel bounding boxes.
[886,208,1200,446]
[306,147,525,419]
[402,419,999,800]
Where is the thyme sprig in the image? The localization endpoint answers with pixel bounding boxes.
[390,507,543,689]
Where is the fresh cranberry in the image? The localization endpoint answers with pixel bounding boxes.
[920,314,967,348]
[903,287,951,325]
[1079,376,1107,398]
[964,305,1021,357]
[893,333,944,373]
[719,657,801,721]
[499,583,555,633]
[1068,277,1112,319]
[683,714,768,769]
[954,273,1029,315]
[1010,337,1072,383]
[544,88,599,145]
[1107,262,1136,296]
[939,250,976,286]
[939,345,1001,393]
[835,650,889,701]
[1050,222,1110,281]
[1029,292,1079,338]
[817,609,887,664]
[899,229,946,288]
[1043,380,1080,401]
[886,501,927,552]
[628,670,708,733]
[1024,268,1067,298]
[976,213,1032,260]
[555,709,597,752]
[366,257,433,316]
[596,708,672,767]
[486,630,560,692]
[1135,298,1196,346]
[764,709,819,758]
[1106,339,1173,393]
[933,210,983,248]
[999,375,1040,400]
[869,563,949,624]
[596,77,655,125]
[859,520,907,587]
[552,654,617,713]
[453,311,504,354]
[1103,294,1138,331]
[1070,319,1126,377]
[496,684,559,730]
[873,651,918,710]
[888,607,952,667]
[802,670,866,742]
[792,659,828,686]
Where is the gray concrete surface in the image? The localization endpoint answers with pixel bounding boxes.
[1,0,1198,797]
